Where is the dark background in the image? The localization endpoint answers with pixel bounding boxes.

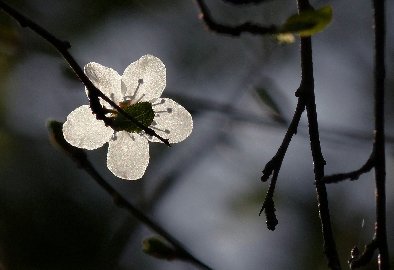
[0,0,393,269]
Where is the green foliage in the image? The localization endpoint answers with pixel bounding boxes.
[111,102,155,133]
[279,6,333,37]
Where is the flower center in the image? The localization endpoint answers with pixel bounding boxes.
[111,101,154,133]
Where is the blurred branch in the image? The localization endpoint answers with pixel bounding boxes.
[147,131,223,209]
[169,92,394,145]
[195,0,277,36]
[222,0,272,5]
[47,121,213,270]
[0,0,170,146]
[323,151,375,184]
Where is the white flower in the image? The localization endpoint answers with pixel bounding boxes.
[62,55,193,180]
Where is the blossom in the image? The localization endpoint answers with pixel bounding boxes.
[62,55,193,180]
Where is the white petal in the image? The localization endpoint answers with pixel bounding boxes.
[63,105,113,150]
[149,98,193,144]
[84,62,122,105]
[122,55,166,103]
[107,132,149,180]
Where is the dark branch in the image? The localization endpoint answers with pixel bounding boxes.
[195,0,277,36]
[372,0,389,268]
[259,99,305,230]
[47,121,212,270]
[323,152,375,184]
[348,239,378,269]
[297,1,341,269]
[0,0,170,146]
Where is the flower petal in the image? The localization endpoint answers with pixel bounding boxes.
[84,62,122,105]
[149,98,193,144]
[122,55,166,103]
[63,105,113,150]
[107,132,149,180]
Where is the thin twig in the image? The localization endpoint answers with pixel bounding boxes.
[195,0,277,36]
[0,0,170,146]
[297,1,341,269]
[259,98,305,230]
[371,0,389,268]
[323,151,375,184]
[47,121,213,270]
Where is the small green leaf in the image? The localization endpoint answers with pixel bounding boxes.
[112,101,154,133]
[142,237,177,261]
[279,6,333,37]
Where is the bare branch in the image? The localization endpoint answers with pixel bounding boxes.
[297,1,341,269]
[323,152,375,184]
[195,0,277,36]
[371,0,390,268]
[259,99,305,230]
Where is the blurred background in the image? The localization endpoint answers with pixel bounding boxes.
[0,0,393,269]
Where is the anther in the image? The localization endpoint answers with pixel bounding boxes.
[151,126,168,133]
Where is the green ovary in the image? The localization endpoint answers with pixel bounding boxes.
[112,102,155,133]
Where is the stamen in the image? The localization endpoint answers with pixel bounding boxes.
[154,107,172,115]
[134,93,146,103]
[121,80,127,96]
[131,78,144,98]
[152,99,165,106]
[122,78,144,102]
[150,126,170,134]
